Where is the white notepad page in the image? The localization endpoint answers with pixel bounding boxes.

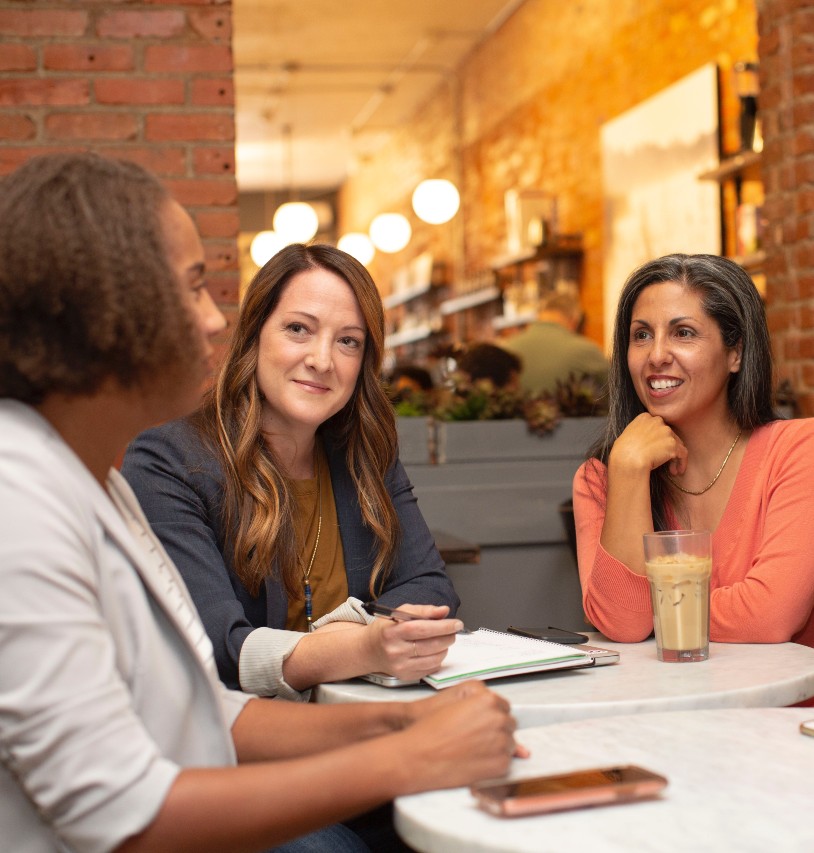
[423,628,593,689]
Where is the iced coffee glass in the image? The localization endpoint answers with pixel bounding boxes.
[643,530,712,663]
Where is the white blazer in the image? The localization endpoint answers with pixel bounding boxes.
[0,401,251,853]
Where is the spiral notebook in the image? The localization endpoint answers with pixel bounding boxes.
[416,628,593,689]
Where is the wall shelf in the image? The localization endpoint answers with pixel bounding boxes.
[439,285,501,316]
[382,280,434,310]
[384,324,435,349]
[698,150,761,183]
[698,149,764,276]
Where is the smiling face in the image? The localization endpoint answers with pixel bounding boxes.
[256,266,367,444]
[627,281,742,431]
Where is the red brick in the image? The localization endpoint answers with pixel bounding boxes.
[145,113,234,142]
[144,45,232,73]
[793,70,814,97]
[767,307,792,334]
[0,9,87,37]
[45,112,138,142]
[95,78,185,106]
[0,79,89,107]
[189,8,232,41]
[43,44,134,73]
[0,145,88,176]
[207,271,240,305]
[798,333,814,360]
[0,114,36,141]
[204,240,239,273]
[796,189,814,215]
[193,145,235,174]
[96,10,186,39]
[195,210,239,238]
[0,43,37,72]
[190,77,233,106]
[96,145,187,177]
[796,391,814,418]
[793,131,814,157]
[166,178,237,207]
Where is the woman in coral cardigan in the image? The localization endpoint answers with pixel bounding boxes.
[574,253,814,648]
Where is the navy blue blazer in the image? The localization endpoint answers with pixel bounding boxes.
[122,418,458,690]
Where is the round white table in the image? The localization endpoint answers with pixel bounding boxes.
[395,707,814,852]
[315,635,814,728]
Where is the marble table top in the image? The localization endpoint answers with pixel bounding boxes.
[395,707,814,853]
[315,634,814,729]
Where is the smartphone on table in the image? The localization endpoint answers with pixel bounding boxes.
[507,625,590,644]
[471,765,668,817]
[800,720,814,737]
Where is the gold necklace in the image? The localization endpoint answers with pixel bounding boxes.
[666,430,742,496]
[301,451,322,631]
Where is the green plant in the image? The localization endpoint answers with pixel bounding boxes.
[389,371,607,436]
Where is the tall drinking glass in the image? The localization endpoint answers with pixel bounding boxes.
[643,530,712,663]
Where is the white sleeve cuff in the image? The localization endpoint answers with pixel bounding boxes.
[311,596,374,628]
[238,628,311,702]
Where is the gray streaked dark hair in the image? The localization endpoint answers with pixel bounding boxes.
[587,253,776,530]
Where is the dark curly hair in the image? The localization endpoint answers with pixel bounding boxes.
[0,152,201,403]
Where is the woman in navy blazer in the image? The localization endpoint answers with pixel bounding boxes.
[123,244,460,700]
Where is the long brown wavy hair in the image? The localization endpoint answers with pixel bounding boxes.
[195,243,399,598]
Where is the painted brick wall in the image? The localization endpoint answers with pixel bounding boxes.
[758,0,814,415]
[0,0,239,339]
[340,0,758,351]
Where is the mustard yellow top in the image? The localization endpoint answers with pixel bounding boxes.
[286,440,348,631]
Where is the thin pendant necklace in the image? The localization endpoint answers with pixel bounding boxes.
[667,430,742,496]
[301,450,322,632]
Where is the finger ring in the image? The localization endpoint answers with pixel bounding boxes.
[413,641,418,657]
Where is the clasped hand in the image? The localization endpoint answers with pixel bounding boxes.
[611,412,688,477]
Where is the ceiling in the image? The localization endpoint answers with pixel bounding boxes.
[232,0,526,194]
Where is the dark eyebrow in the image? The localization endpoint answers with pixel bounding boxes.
[630,315,695,326]
[285,310,366,335]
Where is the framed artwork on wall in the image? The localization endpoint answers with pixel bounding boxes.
[600,63,721,349]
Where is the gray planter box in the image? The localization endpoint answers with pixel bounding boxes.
[395,416,434,465]
[434,416,605,464]
[403,416,607,632]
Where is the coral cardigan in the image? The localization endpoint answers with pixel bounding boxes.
[574,418,814,648]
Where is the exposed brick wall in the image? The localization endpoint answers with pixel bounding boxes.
[758,0,814,415]
[0,0,239,341]
[340,0,758,352]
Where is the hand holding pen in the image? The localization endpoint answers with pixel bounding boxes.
[361,601,463,678]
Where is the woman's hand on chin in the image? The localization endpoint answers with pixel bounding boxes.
[610,412,688,478]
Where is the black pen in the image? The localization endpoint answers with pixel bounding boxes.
[362,601,471,633]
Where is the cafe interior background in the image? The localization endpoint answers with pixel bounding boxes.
[1,0,808,410]
[0,0,810,631]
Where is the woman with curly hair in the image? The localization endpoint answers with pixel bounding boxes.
[0,152,518,853]
[122,244,460,700]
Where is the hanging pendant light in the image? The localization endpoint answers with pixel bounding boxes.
[272,201,319,244]
[337,232,375,266]
[412,178,460,225]
[272,124,319,245]
[369,213,411,253]
[250,230,285,267]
